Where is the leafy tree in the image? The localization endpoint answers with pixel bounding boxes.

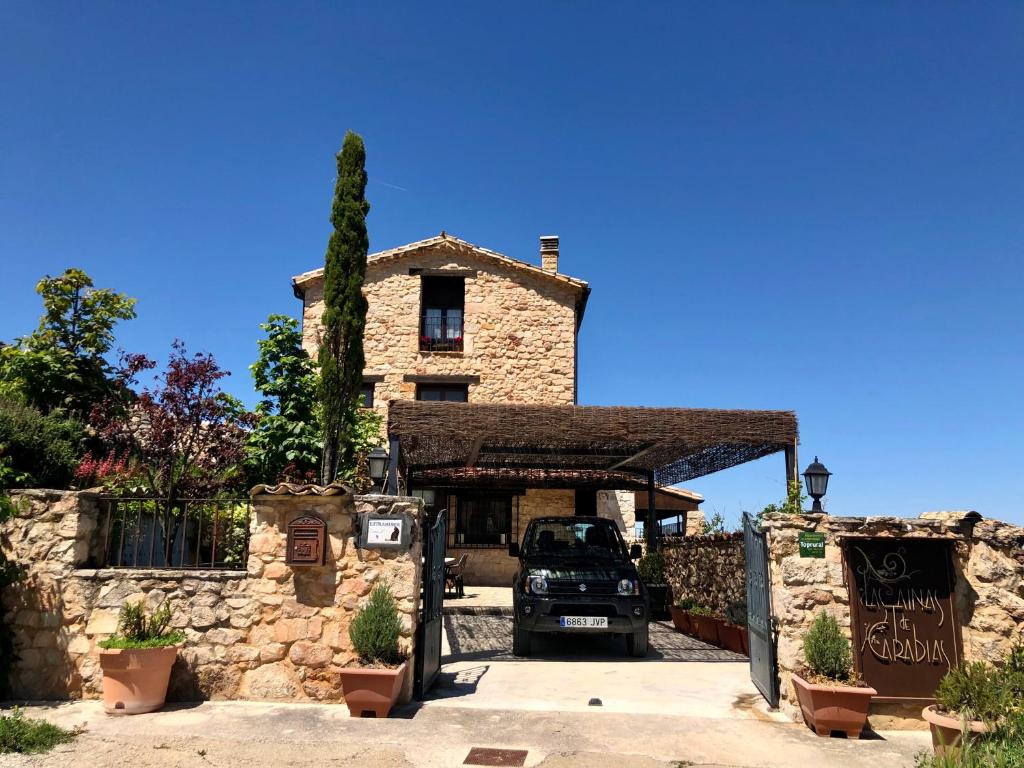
[0,397,83,490]
[0,269,135,415]
[318,131,370,485]
[755,479,807,524]
[87,342,252,500]
[246,315,321,484]
[0,494,22,697]
[701,510,727,535]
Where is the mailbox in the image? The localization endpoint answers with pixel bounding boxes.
[286,515,326,567]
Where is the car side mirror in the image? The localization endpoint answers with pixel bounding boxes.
[630,544,643,559]
[508,542,520,558]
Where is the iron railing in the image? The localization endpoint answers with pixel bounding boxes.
[420,314,463,352]
[99,496,251,570]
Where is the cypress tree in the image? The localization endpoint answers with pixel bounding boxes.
[318,131,370,485]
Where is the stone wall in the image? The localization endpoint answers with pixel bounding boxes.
[1,488,424,705]
[663,533,746,615]
[763,512,1024,728]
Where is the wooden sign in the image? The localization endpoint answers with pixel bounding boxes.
[799,532,826,558]
[844,538,961,701]
[286,515,326,566]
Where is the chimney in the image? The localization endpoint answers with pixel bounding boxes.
[540,235,559,273]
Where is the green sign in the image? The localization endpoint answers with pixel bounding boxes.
[799,531,826,558]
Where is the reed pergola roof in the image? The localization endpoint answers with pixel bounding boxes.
[388,401,798,489]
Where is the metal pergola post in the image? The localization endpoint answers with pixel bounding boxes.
[645,471,658,550]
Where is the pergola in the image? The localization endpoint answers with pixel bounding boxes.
[385,401,799,545]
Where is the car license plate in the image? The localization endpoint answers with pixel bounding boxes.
[559,616,608,629]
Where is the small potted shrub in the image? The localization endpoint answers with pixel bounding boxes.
[670,596,695,635]
[98,600,184,715]
[718,600,748,656]
[637,551,671,620]
[688,605,720,646]
[791,612,876,738]
[923,659,1005,755]
[339,583,408,718]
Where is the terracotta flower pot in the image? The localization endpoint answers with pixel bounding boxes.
[922,705,992,756]
[692,615,720,646]
[339,661,408,718]
[792,673,877,738]
[99,646,178,715]
[669,606,692,635]
[739,626,749,656]
[717,622,745,655]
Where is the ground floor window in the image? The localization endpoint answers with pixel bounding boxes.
[451,493,515,548]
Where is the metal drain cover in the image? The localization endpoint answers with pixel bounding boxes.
[463,747,529,766]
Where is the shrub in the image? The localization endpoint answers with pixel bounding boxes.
[0,397,83,489]
[916,709,1024,768]
[97,600,184,650]
[349,583,404,666]
[0,708,77,754]
[935,661,1006,723]
[803,612,852,683]
[999,639,1024,704]
[688,605,714,617]
[725,600,747,626]
[675,596,696,610]
[636,551,666,584]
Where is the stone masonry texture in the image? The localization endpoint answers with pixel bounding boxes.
[663,533,746,615]
[1,489,424,705]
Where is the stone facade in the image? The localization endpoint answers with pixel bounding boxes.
[1,489,423,705]
[762,512,1024,728]
[663,533,746,615]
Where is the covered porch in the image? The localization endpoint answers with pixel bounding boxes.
[385,400,799,586]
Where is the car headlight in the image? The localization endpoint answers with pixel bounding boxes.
[529,575,549,595]
[617,578,638,596]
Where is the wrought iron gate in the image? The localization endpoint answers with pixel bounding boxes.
[743,512,779,707]
[414,509,446,699]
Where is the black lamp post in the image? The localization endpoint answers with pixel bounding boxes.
[367,447,390,493]
[803,456,831,513]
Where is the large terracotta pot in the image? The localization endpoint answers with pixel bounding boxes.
[692,614,720,646]
[339,661,408,718]
[792,673,877,738]
[669,606,692,635]
[922,705,992,756]
[99,646,178,715]
[717,622,746,655]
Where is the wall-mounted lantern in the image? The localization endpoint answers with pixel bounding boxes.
[803,456,832,513]
[367,447,390,493]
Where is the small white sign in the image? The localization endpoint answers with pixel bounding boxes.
[367,518,404,545]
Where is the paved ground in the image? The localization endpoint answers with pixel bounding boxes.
[444,585,513,610]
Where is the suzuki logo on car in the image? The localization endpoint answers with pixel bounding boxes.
[578,583,587,592]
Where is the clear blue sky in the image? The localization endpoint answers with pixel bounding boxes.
[2,3,1021,526]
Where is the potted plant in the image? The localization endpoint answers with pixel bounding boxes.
[922,651,1013,756]
[718,600,748,656]
[98,600,184,715]
[670,596,695,635]
[688,605,720,646]
[791,612,876,738]
[637,551,671,620]
[339,583,408,718]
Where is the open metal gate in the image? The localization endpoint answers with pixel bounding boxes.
[743,512,779,707]
[414,509,446,699]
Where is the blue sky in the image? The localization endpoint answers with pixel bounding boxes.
[2,3,1021,526]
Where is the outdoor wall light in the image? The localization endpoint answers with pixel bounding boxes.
[367,447,390,491]
[803,456,832,513]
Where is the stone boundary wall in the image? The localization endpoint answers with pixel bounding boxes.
[0,488,424,705]
[763,512,1024,728]
[663,533,745,615]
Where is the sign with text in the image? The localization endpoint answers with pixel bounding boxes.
[798,532,826,558]
[357,514,412,550]
[844,538,961,701]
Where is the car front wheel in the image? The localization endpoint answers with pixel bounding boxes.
[512,620,532,657]
[626,623,648,657]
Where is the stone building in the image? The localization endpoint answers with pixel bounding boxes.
[291,233,702,585]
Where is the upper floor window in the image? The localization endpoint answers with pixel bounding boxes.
[420,276,464,352]
[359,382,375,408]
[415,384,468,402]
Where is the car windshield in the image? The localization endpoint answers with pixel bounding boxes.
[522,520,627,560]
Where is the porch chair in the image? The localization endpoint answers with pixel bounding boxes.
[445,554,469,598]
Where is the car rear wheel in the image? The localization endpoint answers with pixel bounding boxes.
[512,620,532,657]
[626,623,648,657]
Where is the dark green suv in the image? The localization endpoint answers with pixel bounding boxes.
[509,516,649,657]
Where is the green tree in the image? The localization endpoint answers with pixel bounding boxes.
[0,269,136,415]
[318,131,370,485]
[246,315,322,483]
